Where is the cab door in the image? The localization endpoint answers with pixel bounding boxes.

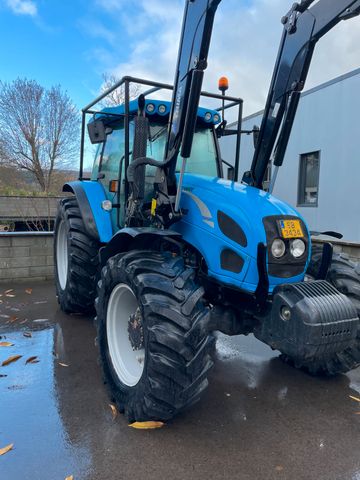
[91,120,134,229]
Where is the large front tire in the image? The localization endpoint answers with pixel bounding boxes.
[283,245,360,375]
[54,197,100,314]
[95,250,215,422]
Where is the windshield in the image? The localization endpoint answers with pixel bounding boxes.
[91,120,218,179]
[179,127,218,176]
[147,122,218,176]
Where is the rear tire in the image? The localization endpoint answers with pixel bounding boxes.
[95,250,215,422]
[54,196,100,314]
[282,245,360,375]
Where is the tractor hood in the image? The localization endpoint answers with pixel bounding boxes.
[172,174,310,293]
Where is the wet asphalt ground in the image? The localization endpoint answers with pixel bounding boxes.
[1,281,360,480]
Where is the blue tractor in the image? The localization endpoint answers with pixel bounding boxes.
[54,0,360,422]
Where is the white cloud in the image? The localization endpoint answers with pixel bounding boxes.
[79,18,116,44]
[100,0,360,117]
[5,0,37,16]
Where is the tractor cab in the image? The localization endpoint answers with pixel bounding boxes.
[88,99,222,228]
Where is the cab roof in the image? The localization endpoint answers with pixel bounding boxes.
[95,99,221,126]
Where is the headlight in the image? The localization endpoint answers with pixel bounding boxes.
[146,103,155,113]
[204,112,212,122]
[290,239,306,258]
[271,239,286,258]
[213,114,220,123]
[101,200,112,211]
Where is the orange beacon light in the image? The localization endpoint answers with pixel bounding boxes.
[218,76,229,92]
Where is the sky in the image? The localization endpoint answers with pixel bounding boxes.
[1,0,360,118]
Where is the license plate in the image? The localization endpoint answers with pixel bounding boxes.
[278,219,304,239]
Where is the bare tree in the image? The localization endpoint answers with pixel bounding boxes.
[99,73,140,108]
[0,78,80,192]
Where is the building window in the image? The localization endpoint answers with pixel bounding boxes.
[297,151,320,206]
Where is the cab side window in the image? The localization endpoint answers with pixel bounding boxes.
[100,126,125,186]
[94,120,134,227]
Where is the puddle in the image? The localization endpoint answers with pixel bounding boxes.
[0,329,91,479]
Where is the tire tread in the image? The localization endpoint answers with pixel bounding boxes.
[95,249,214,422]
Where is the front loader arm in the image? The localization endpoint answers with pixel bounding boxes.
[164,0,221,193]
[243,0,360,189]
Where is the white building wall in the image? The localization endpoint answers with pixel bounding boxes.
[220,69,360,243]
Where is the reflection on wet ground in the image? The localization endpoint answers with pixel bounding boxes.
[1,281,360,480]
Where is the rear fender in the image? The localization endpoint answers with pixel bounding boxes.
[63,181,112,243]
[99,228,182,266]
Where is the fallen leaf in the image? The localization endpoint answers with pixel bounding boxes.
[23,332,32,338]
[0,342,14,347]
[0,314,10,319]
[349,395,360,403]
[129,421,164,430]
[2,355,22,366]
[5,294,15,298]
[355,412,360,415]
[59,362,69,367]
[33,318,49,323]
[19,319,28,325]
[25,288,32,295]
[109,403,118,419]
[0,444,13,456]
[275,466,284,472]
[34,301,47,305]
[26,356,39,364]
[4,289,13,294]
[65,475,74,480]
[10,316,18,323]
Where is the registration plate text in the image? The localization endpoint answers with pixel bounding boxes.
[278,219,304,239]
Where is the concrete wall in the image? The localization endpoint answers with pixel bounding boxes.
[313,239,360,264]
[0,233,54,283]
[0,196,62,221]
[220,68,360,244]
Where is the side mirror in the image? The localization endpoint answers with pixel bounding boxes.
[87,119,106,144]
[253,125,260,149]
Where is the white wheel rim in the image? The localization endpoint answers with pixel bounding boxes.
[106,284,145,387]
[56,219,68,290]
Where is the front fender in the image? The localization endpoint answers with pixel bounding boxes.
[63,181,112,243]
[99,228,182,266]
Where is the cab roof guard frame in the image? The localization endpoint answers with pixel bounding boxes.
[79,75,243,183]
